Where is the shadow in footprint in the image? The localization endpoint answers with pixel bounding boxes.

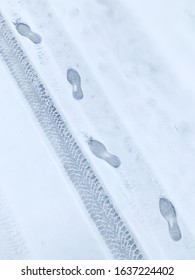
[88,138,121,168]
[159,197,182,241]
[67,68,83,100]
[14,20,42,44]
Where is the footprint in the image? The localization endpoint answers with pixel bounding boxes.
[159,197,182,241]
[88,138,121,168]
[14,20,42,44]
[67,68,83,100]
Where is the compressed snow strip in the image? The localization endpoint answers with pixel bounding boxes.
[0,13,144,260]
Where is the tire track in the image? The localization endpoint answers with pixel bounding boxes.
[0,13,144,259]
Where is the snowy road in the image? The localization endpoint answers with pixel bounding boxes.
[0,0,195,259]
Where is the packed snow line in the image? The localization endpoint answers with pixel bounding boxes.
[0,14,144,260]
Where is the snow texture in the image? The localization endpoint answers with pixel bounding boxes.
[0,0,195,260]
[0,13,143,260]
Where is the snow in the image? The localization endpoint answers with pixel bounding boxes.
[0,61,108,259]
[0,0,195,259]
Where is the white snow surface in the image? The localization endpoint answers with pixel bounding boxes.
[0,0,195,259]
